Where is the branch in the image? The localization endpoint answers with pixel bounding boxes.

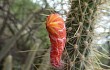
[0,12,35,61]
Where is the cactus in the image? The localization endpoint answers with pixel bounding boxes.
[22,40,41,70]
[66,0,101,70]
[3,55,12,70]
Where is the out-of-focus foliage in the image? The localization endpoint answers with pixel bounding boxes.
[0,0,50,70]
[10,0,40,21]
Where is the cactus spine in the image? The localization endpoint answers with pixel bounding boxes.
[66,0,101,70]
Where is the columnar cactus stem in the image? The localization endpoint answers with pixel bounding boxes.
[66,0,101,70]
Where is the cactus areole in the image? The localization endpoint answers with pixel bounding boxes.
[46,14,66,69]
